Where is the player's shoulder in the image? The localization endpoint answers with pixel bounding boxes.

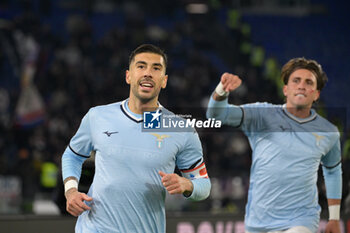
[315,112,340,134]
[241,102,281,115]
[88,101,123,115]
[241,102,278,108]
[160,106,174,115]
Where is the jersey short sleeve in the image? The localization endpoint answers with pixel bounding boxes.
[69,109,94,157]
[321,135,341,168]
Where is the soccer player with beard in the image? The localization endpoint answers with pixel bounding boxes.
[62,44,211,233]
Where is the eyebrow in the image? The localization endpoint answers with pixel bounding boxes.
[135,60,163,67]
[292,76,315,83]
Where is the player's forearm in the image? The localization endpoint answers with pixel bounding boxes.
[182,177,194,197]
[185,178,211,201]
[323,163,342,222]
[207,94,243,127]
[206,79,231,120]
[328,199,341,206]
[206,94,229,120]
[61,146,87,181]
[322,163,342,199]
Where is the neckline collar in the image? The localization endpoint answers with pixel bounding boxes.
[282,104,317,124]
[120,99,163,123]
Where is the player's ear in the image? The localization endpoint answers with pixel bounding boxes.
[161,75,168,89]
[282,85,287,97]
[314,90,320,101]
[125,70,130,84]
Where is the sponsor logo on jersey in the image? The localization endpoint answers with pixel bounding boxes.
[103,131,119,137]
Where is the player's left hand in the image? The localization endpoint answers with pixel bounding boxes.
[159,171,193,195]
[325,220,341,233]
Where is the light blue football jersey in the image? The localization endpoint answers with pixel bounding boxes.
[241,103,340,233]
[64,99,208,233]
[207,99,341,233]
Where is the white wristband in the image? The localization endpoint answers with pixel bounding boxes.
[215,82,229,97]
[65,179,78,193]
[329,205,340,220]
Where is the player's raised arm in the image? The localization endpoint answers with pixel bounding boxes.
[206,72,243,127]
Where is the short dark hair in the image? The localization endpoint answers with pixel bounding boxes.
[129,44,168,68]
[281,57,328,91]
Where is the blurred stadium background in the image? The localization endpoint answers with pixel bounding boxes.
[0,0,350,232]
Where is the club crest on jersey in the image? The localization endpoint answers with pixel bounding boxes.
[143,109,162,129]
[150,133,170,148]
[312,133,325,146]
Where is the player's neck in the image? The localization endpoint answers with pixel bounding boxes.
[128,96,159,114]
[285,103,312,118]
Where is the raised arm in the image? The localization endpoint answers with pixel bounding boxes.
[212,72,242,101]
[206,73,244,127]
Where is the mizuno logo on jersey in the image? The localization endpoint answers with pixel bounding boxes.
[150,133,170,148]
[312,133,325,146]
[279,125,287,131]
[103,131,119,137]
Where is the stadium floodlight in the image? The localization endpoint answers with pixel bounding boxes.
[186,3,208,14]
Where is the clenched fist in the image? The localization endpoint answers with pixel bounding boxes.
[220,72,242,93]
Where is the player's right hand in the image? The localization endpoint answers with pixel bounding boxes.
[65,189,93,217]
[220,72,242,93]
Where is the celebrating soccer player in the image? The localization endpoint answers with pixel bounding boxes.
[206,58,342,233]
[62,44,211,233]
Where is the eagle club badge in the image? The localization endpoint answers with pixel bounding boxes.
[312,133,325,146]
[150,133,170,148]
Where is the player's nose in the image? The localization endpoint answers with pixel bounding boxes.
[143,67,153,78]
[297,81,306,89]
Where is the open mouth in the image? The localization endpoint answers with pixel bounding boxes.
[139,81,154,91]
[295,93,306,97]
